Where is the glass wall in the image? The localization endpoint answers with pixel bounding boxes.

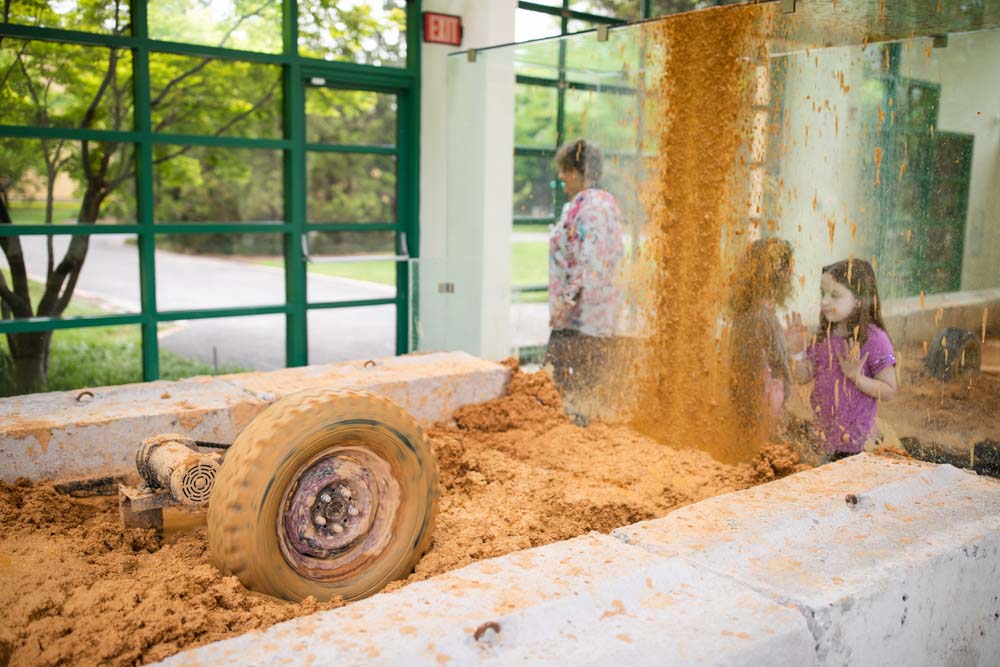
[445,0,1000,467]
[0,0,420,396]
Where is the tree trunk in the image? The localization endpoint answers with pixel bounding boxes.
[6,331,51,394]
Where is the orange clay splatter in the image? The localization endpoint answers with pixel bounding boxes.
[874,146,883,185]
[827,217,836,250]
[898,162,907,181]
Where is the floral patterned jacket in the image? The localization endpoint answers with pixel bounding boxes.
[548,188,624,337]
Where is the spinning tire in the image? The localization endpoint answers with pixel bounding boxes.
[207,389,438,602]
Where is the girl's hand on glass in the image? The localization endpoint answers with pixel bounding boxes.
[784,311,807,354]
[836,344,869,384]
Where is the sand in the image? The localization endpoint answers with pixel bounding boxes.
[0,365,801,667]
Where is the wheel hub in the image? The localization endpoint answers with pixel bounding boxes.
[277,444,400,579]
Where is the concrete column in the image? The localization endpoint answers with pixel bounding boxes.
[417,0,516,359]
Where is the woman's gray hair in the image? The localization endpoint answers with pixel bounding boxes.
[555,138,603,184]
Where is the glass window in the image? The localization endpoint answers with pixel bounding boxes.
[570,1,642,19]
[147,0,282,54]
[1,0,131,34]
[515,84,558,149]
[308,304,396,363]
[514,154,556,219]
[306,88,397,146]
[306,153,397,224]
[298,0,407,68]
[0,233,140,319]
[1,138,137,225]
[515,8,563,43]
[154,233,285,309]
[0,39,134,130]
[159,313,286,374]
[149,53,282,138]
[1,324,142,396]
[153,146,283,224]
[305,231,398,303]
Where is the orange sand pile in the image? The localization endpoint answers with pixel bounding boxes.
[0,366,801,667]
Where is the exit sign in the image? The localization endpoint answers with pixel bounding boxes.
[423,12,462,46]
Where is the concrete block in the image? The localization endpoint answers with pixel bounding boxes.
[160,532,815,667]
[0,352,509,483]
[0,377,265,482]
[615,454,1000,666]
[220,351,510,425]
[883,287,998,345]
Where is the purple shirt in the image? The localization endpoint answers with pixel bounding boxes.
[808,324,896,453]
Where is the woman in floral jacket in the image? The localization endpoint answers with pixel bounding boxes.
[545,139,624,398]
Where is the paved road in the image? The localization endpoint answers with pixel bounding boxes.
[17,235,550,370]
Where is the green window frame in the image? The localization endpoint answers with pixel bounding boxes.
[0,0,422,386]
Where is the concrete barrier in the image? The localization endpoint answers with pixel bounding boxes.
[883,288,998,345]
[160,454,1000,666]
[0,352,509,483]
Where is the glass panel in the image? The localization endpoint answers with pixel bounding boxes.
[514,154,556,219]
[1,0,130,34]
[1,138,137,225]
[306,153,396,224]
[515,8,563,43]
[0,40,133,130]
[149,53,282,138]
[1,324,141,396]
[564,88,638,153]
[153,146,283,224]
[298,0,407,67]
[449,5,1000,464]
[515,84,558,149]
[1,233,140,319]
[154,232,284,309]
[159,314,285,374]
[306,88,396,146]
[147,0,282,54]
[308,304,396,364]
[305,231,398,303]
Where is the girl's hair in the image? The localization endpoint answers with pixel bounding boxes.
[817,258,889,347]
[728,237,794,315]
[555,138,603,184]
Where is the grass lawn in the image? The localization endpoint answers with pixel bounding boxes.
[0,274,245,396]
[8,201,79,225]
[256,258,397,285]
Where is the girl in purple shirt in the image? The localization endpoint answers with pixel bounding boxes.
[785,259,898,459]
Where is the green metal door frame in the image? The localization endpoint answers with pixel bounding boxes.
[0,0,422,383]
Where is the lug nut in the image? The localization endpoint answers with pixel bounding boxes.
[331,523,344,533]
[348,506,359,516]
[339,486,352,498]
[320,493,332,503]
[314,514,327,526]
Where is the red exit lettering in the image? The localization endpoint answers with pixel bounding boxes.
[423,12,462,46]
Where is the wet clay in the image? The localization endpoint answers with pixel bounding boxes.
[0,366,801,667]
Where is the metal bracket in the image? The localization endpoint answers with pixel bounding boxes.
[438,282,455,294]
[932,34,949,49]
[467,48,477,63]
[309,77,327,86]
[596,25,610,42]
[780,0,796,14]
